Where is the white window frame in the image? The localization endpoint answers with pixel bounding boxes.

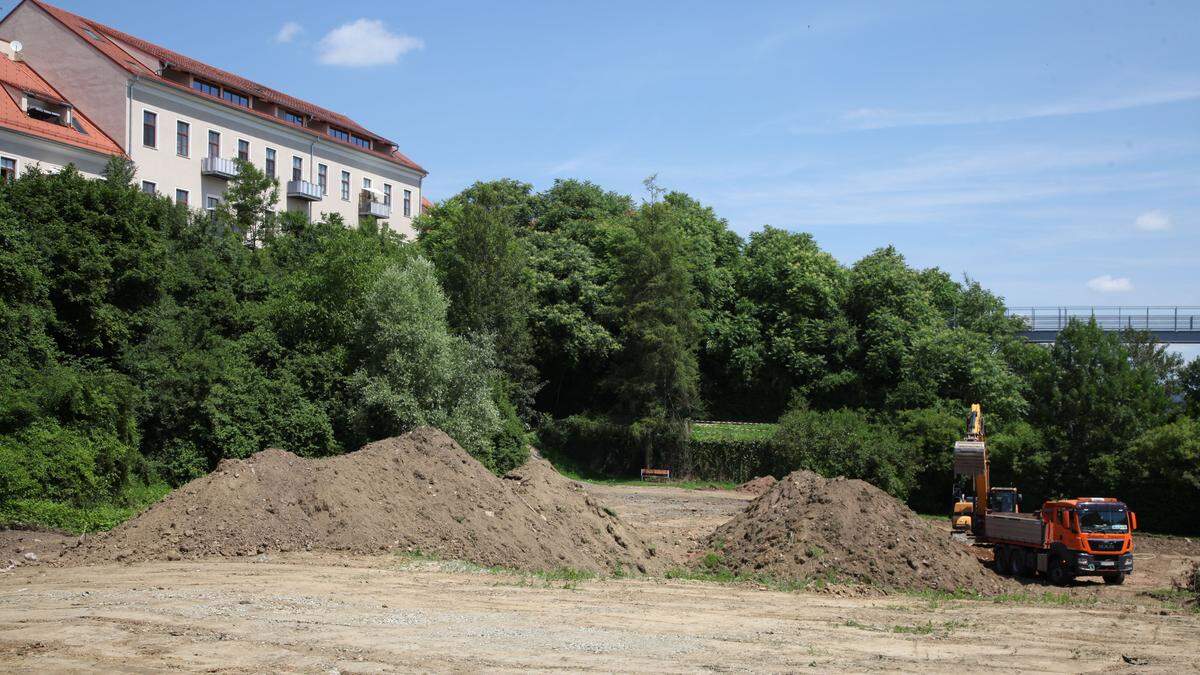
[0,156,16,182]
[318,163,328,195]
[175,188,189,206]
[265,148,276,178]
[237,139,250,162]
[403,189,412,217]
[340,170,350,200]
[141,180,157,195]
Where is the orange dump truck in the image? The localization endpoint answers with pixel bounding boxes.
[982,498,1137,585]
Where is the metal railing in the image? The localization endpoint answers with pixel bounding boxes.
[1007,306,1200,333]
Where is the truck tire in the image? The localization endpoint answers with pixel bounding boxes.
[994,546,1011,575]
[1047,558,1070,586]
[1008,549,1024,577]
[1103,572,1126,585]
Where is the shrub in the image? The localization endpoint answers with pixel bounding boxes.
[771,405,919,498]
[0,421,140,506]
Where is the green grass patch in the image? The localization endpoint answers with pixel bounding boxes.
[0,482,171,534]
[690,422,778,443]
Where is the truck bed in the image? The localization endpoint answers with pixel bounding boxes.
[983,512,1046,547]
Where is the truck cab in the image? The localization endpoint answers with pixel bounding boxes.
[1040,498,1136,584]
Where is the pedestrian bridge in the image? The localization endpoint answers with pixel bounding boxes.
[1007,306,1200,344]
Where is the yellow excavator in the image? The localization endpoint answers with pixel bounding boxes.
[950,404,1020,537]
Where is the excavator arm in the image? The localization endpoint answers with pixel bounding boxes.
[953,404,989,533]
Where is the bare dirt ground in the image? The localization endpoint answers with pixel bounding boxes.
[1,482,1198,673]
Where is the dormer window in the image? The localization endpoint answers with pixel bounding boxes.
[350,134,371,150]
[282,110,304,126]
[25,94,71,126]
[222,88,250,108]
[328,126,350,143]
[192,78,220,97]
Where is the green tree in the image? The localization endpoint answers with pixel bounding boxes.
[1027,319,1171,498]
[218,160,280,247]
[607,200,700,470]
[348,256,521,471]
[1120,418,1200,534]
[419,193,536,410]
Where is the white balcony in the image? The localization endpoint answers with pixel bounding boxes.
[287,179,323,201]
[359,190,391,218]
[201,156,238,179]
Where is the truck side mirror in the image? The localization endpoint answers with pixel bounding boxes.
[1130,512,1137,531]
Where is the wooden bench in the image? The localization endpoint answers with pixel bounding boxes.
[640,468,672,481]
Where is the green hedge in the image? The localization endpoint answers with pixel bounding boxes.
[536,415,642,476]
[687,422,776,481]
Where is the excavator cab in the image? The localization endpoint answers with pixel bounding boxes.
[988,487,1021,514]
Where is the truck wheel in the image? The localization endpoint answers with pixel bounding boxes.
[1008,550,1024,577]
[994,546,1011,575]
[1047,559,1070,586]
[1103,572,1125,586]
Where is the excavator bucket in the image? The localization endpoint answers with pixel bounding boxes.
[953,441,987,476]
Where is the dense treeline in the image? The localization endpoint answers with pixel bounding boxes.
[2,163,1198,533]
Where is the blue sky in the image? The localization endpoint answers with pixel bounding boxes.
[41,1,1200,349]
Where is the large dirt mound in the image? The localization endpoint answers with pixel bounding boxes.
[64,428,661,575]
[708,470,1015,593]
[736,476,777,496]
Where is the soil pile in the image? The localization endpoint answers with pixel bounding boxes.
[736,476,777,496]
[708,470,1015,593]
[64,428,661,574]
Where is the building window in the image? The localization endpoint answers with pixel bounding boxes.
[238,139,250,162]
[383,183,391,206]
[142,110,157,147]
[176,189,189,206]
[265,148,276,178]
[141,181,156,195]
[282,110,304,126]
[403,189,412,217]
[291,157,302,182]
[362,177,371,191]
[176,121,189,157]
[208,130,220,158]
[222,89,250,108]
[25,96,69,125]
[192,79,220,97]
[340,171,350,200]
[206,195,220,210]
[328,127,350,143]
[350,134,371,150]
[0,156,16,182]
[318,164,327,195]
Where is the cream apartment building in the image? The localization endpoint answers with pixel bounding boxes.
[0,0,425,235]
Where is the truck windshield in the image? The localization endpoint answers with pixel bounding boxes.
[1078,508,1128,533]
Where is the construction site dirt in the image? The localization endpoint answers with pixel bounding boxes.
[2,448,1199,672]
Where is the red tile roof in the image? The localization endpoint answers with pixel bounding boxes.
[421,196,434,214]
[29,0,425,175]
[0,52,123,157]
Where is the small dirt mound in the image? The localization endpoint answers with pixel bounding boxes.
[736,476,777,496]
[708,470,1016,593]
[63,428,661,575]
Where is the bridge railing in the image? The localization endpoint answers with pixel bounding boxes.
[1006,306,1200,333]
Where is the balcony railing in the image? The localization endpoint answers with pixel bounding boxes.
[200,156,238,179]
[359,190,391,219]
[287,179,323,201]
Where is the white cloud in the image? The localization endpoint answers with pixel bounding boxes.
[317,19,423,67]
[1134,209,1172,232]
[275,22,303,44]
[1086,274,1134,293]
